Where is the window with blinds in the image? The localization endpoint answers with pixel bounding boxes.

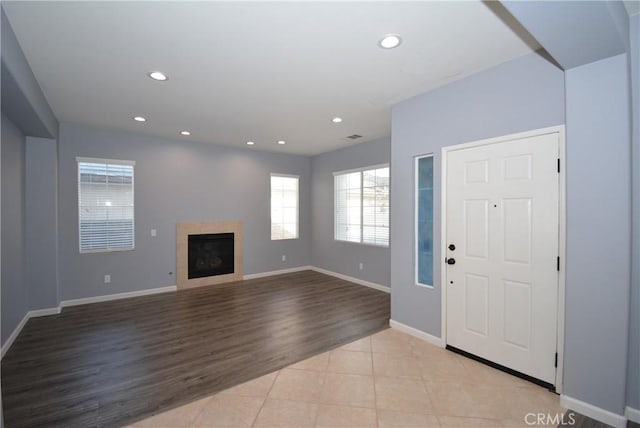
[77,158,135,252]
[334,165,389,247]
[271,174,299,240]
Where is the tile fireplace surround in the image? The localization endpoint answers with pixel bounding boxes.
[176,221,243,289]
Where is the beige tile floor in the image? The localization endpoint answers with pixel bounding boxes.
[126,329,564,428]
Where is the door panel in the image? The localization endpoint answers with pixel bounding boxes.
[464,273,489,336]
[446,132,559,385]
[464,199,489,259]
[503,198,532,264]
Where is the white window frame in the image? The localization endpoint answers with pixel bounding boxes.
[270,173,299,240]
[333,163,390,247]
[77,156,135,253]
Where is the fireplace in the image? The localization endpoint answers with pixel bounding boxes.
[188,233,234,279]
[176,221,243,289]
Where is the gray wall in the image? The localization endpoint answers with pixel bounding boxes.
[310,137,391,287]
[25,137,59,310]
[564,53,631,415]
[1,113,28,346]
[629,11,640,413]
[390,52,565,336]
[57,124,311,300]
[0,8,57,138]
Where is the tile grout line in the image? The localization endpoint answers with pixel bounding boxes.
[370,337,380,428]
[187,394,215,427]
[311,355,330,427]
[250,370,280,427]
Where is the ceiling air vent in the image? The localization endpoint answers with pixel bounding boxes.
[346,134,363,140]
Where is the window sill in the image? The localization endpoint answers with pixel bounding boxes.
[334,239,389,249]
[80,247,135,254]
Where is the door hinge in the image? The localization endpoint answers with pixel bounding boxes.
[555,352,558,368]
[557,158,560,173]
[557,256,560,271]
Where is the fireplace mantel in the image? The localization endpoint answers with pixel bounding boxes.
[176,221,243,289]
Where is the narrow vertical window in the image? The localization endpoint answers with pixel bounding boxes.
[78,157,135,252]
[416,155,434,286]
[334,171,362,243]
[271,174,299,240]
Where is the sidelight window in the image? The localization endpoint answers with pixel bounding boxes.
[416,155,434,286]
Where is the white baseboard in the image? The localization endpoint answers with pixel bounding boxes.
[310,266,390,294]
[243,266,312,280]
[1,312,30,358]
[1,306,63,358]
[60,285,177,308]
[390,319,444,348]
[626,406,640,424]
[560,395,627,428]
[29,307,62,317]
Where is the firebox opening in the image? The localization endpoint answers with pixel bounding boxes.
[188,233,234,279]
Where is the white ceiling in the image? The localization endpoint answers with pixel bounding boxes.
[3,1,538,156]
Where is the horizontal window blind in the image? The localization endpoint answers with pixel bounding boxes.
[271,174,299,240]
[334,165,389,247]
[78,159,135,252]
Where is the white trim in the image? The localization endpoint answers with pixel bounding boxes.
[555,126,567,393]
[243,266,312,280]
[334,165,390,247]
[76,156,136,166]
[2,306,62,357]
[560,395,627,428]
[390,319,444,348]
[439,125,565,153]
[440,125,566,392]
[29,307,61,317]
[1,312,30,358]
[310,266,390,293]
[77,159,136,253]
[270,174,300,241]
[626,406,640,424]
[441,141,449,347]
[332,163,390,176]
[270,172,300,179]
[60,285,177,308]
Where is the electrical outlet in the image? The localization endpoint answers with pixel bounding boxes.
[151,229,157,237]
[282,255,286,262]
[359,263,364,270]
[104,274,111,284]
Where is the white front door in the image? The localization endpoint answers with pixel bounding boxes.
[445,131,559,385]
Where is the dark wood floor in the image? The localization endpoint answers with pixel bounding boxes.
[560,411,640,428]
[1,270,390,428]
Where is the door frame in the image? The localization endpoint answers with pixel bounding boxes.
[439,125,566,392]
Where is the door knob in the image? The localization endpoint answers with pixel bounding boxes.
[447,258,456,265]
[448,244,456,251]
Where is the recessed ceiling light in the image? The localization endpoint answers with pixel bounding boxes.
[149,71,168,81]
[180,131,191,136]
[277,140,286,145]
[332,117,343,123]
[379,34,402,49]
[246,141,255,145]
[133,116,146,122]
